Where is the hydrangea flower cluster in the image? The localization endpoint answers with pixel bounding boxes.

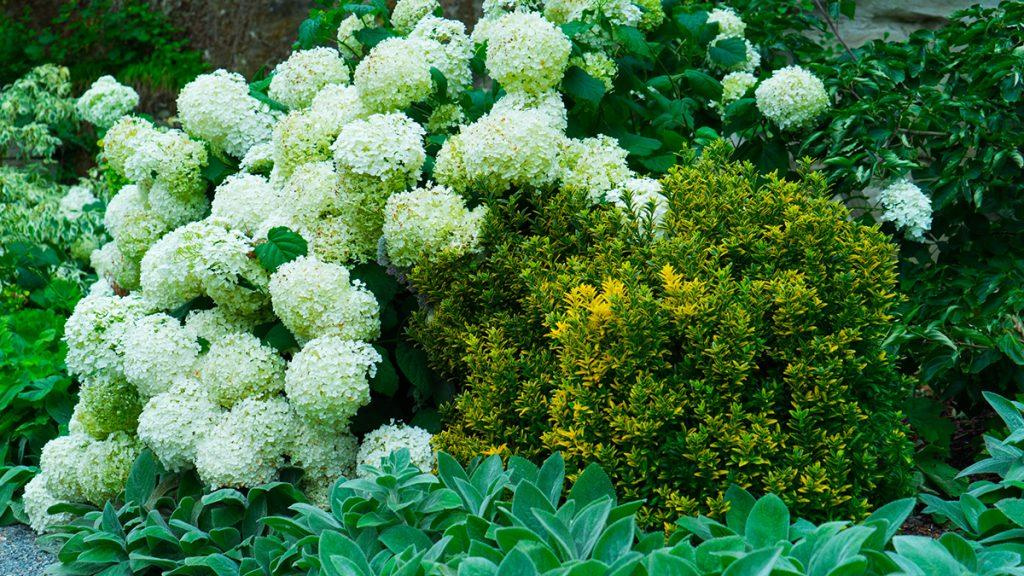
[177,70,279,158]
[755,65,830,130]
[875,179,933,241]
[75,75,139,130]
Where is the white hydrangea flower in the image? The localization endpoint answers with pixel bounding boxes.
[120,313,201,397]
[309,84,366,134]
[195,397,293,488]
[285,336,378,426]
[269,256,380,343]
[357,422,434,474]
[59,185,98,221]
[287,418,358,479]
[755,65,829,131]
[137,377,220,472]
[192,221,269,318]
[240,141,275,175]
[77,432,141,504]
[485,12,571,95]
[489,90,567,131]
[88,279,116,298]
[308,215,359,264]
[875,179,932,242]
[104,184,171,260]
[177,70,278,159]
[569,51,617,91]
[332,112,426,192]
[435,107,564,194]
[39,434,92,501]
[271,109,336,180]
[269,47,350,110]
[91,242,140,292]
[608,176,669,232]
[354,37,436,112]
[391,0,439,34]
[337,14,372,57]
[103,116,157,177]
[183,307,254,343]
[211,173,281,235]
[707,6,746,38]
[558,135,633,202]
[23,475,70,533]
[278,161,340,222]
[76,75,139,129]
[121,128,207,193]
[138,224,205,309]
[147,179,210,229]
[411,17,474,95]
[139,219,264,312]
[481,0,543,19]
[720,71,757,106]
[64,293,150,380]
[200,332,286,408]
[75,373,142,440]
[543,0,641,27]
[383,184,487,268]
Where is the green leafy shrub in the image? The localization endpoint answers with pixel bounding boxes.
[801,3,1024,411]
[0,0,205,94]
[410,147,914,525]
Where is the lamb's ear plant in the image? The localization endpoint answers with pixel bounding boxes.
[40,449,306,576]
[920,392,1024,549]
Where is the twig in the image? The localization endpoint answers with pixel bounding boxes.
[811,0,858,62]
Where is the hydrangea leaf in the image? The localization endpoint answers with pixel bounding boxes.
[255,227,308,274]
[708,36,747,69]
[563,66,605,106]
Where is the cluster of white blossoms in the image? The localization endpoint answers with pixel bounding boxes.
[178,70,279,158]
[755,65,829,130]
[75,75,139,130]
[875,179,933,241]
[382,185,487,268]
[356,422,435,475]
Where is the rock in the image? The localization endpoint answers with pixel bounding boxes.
[0,524,52,576]
[838,0,1000,46]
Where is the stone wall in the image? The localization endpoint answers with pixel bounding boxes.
[4,0,1003,76]
[838,0,1000,46]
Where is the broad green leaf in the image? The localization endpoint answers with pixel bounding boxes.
[563,66,606,105]
[708,36,748,69]
[254,227,308,273]
[744,495,790,548]
[125,450,157,507]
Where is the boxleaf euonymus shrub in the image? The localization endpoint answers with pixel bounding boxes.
[47,448,1024,576]
[409,145,914,525]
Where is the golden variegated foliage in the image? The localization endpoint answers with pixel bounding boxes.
[409,144,914,527]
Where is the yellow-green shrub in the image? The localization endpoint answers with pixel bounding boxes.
[409,147,914,527]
